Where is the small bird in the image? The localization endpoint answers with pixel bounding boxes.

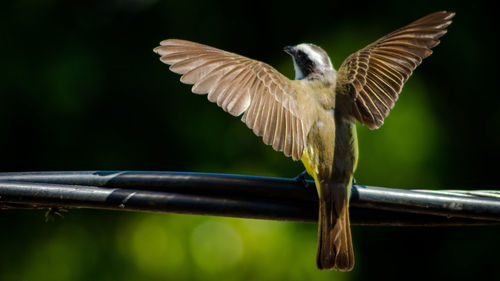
[154,11,454,271]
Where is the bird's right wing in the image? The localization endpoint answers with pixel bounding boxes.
[335,11,454,129]
[154,39,313,160]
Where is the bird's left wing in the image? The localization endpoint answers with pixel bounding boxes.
[154,39,313,160]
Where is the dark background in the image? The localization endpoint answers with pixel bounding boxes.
[1,1,499,280]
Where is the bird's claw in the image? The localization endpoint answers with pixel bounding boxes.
[295,170,312,189]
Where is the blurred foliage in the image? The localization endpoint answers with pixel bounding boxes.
[1,0,500,281]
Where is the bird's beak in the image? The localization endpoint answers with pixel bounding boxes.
[284,46,295,56]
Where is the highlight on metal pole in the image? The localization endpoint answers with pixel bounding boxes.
[1,171,499,226]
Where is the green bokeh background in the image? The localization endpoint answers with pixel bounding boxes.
[1,1,499,280]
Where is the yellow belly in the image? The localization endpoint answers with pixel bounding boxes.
[300,119,359,199]
[301,146,322,195]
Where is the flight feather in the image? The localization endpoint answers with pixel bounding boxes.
[154,39,313,160]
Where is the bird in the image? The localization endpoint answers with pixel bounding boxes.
[153,11,454,271]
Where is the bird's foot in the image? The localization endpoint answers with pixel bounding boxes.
[294,170,312,189]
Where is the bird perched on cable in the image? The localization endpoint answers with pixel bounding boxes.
[153,11,454,271]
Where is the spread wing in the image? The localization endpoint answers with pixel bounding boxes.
[154,39,312,160]
[336,11,455,129]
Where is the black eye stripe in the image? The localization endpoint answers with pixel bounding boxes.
[295,50,316,79]
[292,44,331,79]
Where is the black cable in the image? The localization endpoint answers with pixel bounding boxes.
[1,171,499,226]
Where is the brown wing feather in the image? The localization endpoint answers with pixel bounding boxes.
[336,11,455,129]
[154,39,311,160]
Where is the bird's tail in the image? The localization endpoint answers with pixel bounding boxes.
[316,181,354,271]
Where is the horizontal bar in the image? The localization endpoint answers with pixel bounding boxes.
[0,180,494,226]
[2,171,500,222]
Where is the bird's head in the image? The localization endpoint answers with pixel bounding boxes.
[284,43,334,80]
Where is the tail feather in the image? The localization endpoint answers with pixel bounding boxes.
[316,182,354,271]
